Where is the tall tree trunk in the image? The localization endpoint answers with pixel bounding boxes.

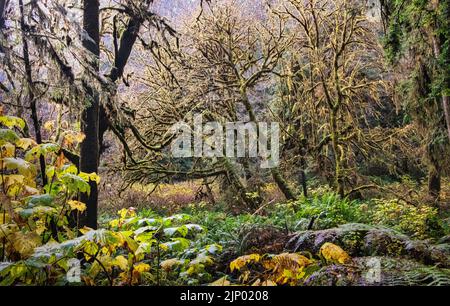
[80,0,100,229]
[299,156,307,197]
[19,0,46,186]
[99,5,148,155]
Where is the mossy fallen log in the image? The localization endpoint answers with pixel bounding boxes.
[285,223,450,268]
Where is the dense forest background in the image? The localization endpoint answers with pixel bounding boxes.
[0,0,449,286]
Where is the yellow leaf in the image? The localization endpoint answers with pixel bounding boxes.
[319,242,351,264]
[35,220,47,235]
[1,143,15,157]
[79,172,100,184]
[118,271,129,283]
[16,138,36,150]
[74,132,86,143]
[82,276,95,286]
[160,258,183,271]
[68,200,87,212]
[83,241,99,260]
[79,226,94,235]
[113,255,129,270]
[11,231,41,258]
[63,132,85,147]
[3,174,24,188]
[109,219,119,228]
[6,184,22,197]
[262,253,313,271]
[117,207,135,219]
[0,115,25,130]
[230,254,261,272]
[134,263,150,273]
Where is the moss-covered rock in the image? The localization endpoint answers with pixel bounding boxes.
[303,256,450,286]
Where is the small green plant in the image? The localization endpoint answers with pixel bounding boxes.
[290,191,365,229]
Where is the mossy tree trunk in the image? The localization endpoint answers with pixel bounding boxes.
[79,0,100,229]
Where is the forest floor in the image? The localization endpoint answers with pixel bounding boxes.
[96,175,450,286]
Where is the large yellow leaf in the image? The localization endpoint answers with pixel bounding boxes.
[0,115,25,130]
[134,263,150,273]
[319,242,351,264]
[79,172,100,184]
[230,254,261,272]
[16,138,37,150]
[160,258,184,271]
[67,200,87,212]
[113,255,129,270]
[128,262,148,284]
[11,231,42,257]
[2,174,24,189]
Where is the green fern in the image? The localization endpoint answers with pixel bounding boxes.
[404,266,450,286]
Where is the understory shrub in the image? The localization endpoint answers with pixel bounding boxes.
[369,199,440,239]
